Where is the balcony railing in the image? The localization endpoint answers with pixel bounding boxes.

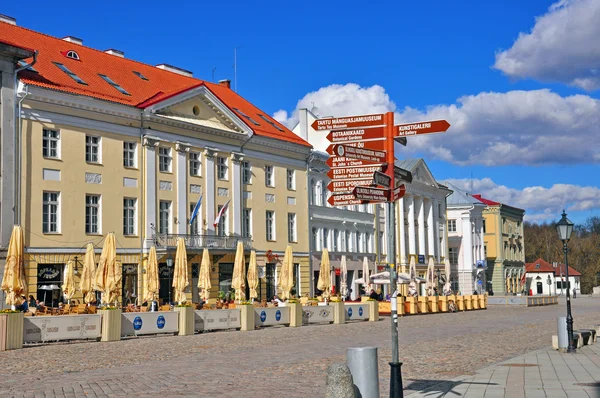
[153,234,253,251]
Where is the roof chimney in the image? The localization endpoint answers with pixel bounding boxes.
[218,79,231,89]
[62,36,83,46]
[155,64,193,77]
[104,49,124,58]
[0,14,16,25]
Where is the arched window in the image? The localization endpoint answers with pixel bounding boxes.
[315,181,323,206]
[66,50,80,60]
[310,179,316,205]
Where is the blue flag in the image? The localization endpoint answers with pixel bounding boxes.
[190,195,202,225]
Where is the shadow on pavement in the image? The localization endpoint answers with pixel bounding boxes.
[405,379,498,397]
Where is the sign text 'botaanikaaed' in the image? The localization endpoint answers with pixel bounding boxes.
[327,165,383,180]
[326,127,385,143]
[312,114,384,131]
[395,120,450,137]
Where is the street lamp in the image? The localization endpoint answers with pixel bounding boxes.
[166,254,174,305]
[556,210,575,353]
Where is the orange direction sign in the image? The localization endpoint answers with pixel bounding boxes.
[328,193,362,207]
[327,179,372,193]
[335,144,387,163]
[395,120,450,137]
[313,114,384,131]
[352,186,389,203]
[327,165,382,180]
[326,157,378,168]
[391,184,407,201]
[326,127,385,143]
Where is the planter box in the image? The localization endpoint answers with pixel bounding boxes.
[465,295,473,310]
[378,302,391,314]
[25,314,101,342]
[99,309,122,342]
[0,312,24,350]
[428,297,439,313]
[396,296,405,316]
[195,309,240,332]
[174,306,194,336]
[405,297,417,314]
[302,305,334,324]
[240,305,255,331]
[121,311,177,337]
[368,301,378,322]
[418,296,428,314]
[472,295,480,310]
[254,307,290,327]
[456,296,465,311]
[332,302,345,324]
[345,303,370,321]
[479,295,486,309]
[438,296,449,312]
[288,303,303,327]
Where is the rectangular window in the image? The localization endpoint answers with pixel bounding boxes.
[217,156,228,180]
[159,147,172,172]
[286,169,295,190]
[242,161,252,184]
[189,203,199,235]
[448,247,458,265]
[448,219,457,232]
[217,205,228,236]
[42,129,60,159]
[483,219,486,233]
[266,211,275,241]
[123,198,136,236]
[53,62,87,85]
[189,152,201,176]
[85,194,100,234]
[86,135,100,163]
[265,165,274,187]
[123,142,136,168]
[42,192,59,233]
[159,201,171,234]
[288,213,297,243]
[98,74,130,95]
[242,209,252,238]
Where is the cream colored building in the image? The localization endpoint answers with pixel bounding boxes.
[0,17,311,307]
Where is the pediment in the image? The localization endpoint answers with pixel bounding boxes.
[410,159,438,187]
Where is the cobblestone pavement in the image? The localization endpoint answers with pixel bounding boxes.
[0,298,598,397]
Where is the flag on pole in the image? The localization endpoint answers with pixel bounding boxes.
[213,199,231,228]
[520,272,526,286]
[189,195,202,225]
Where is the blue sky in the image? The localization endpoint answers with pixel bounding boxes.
[4,0,599,224]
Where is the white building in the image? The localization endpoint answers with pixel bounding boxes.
[525,258,582,296]
[445,182,487,294]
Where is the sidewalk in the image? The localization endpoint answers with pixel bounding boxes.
[406,344,600,397]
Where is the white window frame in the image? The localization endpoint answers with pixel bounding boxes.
[286,169,296,190]
[242,161,252,184]
[288,213,297,243]
[159,147,172,173]
[217,156,228,180]
[266,210,275,241]
[242,208,252,238]
[42,191,60,233]
[85,194,101,235]
[189,152,201,177]
[123,198,137,236]
[159,200,171,234]
[189,202,200,235]
[265,165,274,187]
[448,219,457,233]
[448,247,458,265]
[42,129,60,159]
[86,135,101,163]
[123,141,136,168]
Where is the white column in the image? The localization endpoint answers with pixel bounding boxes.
[204,148,217,235]
[461,215,474,293]
[432,199,440,262]
[143,137,159,247]
[175,144,189,235]
[479,218,485,261]
[440,200,447,258]
[231,153,243,236]
[398,197,406,265]
[416,196,426,257]
[427,198,435,258]
[407,195,416,260]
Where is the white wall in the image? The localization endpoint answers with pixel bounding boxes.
[527,272,580,296]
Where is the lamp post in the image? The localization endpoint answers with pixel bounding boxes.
[556,210,575,353]
[166,254,174,305]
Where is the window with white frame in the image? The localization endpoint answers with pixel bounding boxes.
[42,129,60,159]
[448,219,457,232]
[333,230,340,252]
[483,219,486,233]
[242,209,252,238]
[159,201,171,234]
[448,247,458,265]
[42,191,60,233]
[85,194,100,234]
[217,156,228,180]
[123,142,136,168]
[266,211,275,241]
[265,165,274,187]
[288,213,297,243]
[217,204,228,236]
[323,228,329,249]
[85,135,100,163]
[242,161,252,184]
[159,147,172,172]
[123,198,136,236]
[189,203,199,235]
[310,179,317,205]
[286,169,295,190]
[189,152,201,177]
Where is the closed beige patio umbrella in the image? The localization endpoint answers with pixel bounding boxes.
[443,258,452,295]
[198,248,212,302]
[231,241,246,302]
[1,225,27,308]
[62,260,75,303]
[247,250,258,301]
[340,255,348,300]
[317,248,331,299]
[280,246,294,300]
[362,256,371,294]
[173,238,189,304]
[79,243,96,304]
[408,256,418,297]
[93,232,120,305]
[145,246,159,303]
[427,257,435,296]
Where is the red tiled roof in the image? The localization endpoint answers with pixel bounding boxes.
[0,21,310,147]
[472,194,500,206]
[525,258,582,276]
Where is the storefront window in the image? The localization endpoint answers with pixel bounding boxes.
[36,264,62,307]
[219,263,234,299]
[122,263,138,305]
[266,263,276,299]
[158,262,173,304]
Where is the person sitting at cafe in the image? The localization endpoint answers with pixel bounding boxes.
[28,295,36,308]
[369,289,379,301]
[16,295,29,312]
[272,295,283,304]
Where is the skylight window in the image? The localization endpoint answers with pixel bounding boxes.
[133,71,149,81]
[233,107,260,126]
[53,62,87,85]
[66,50,80,60]
[99,74,130,95]
[17,60,37,73]
[259,114,284,132]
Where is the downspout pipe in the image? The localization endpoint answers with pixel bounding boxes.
[306,151,315,297]
[139,110,146,305]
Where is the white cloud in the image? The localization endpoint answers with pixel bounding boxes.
[493,0,600,90]
[275,83,600,166]
[445,177,600,222]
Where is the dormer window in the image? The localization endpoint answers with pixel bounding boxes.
[66,50,80,60]
[535,263,540,269]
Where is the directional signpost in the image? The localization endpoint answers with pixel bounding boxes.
[395,119,450,137]
[373,170,391,188]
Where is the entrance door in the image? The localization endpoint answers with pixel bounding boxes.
[536,282,543,295]
[265,263,276,300]
[191,263,199,303]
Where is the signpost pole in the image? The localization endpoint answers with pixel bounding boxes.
[384,112,403,397]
